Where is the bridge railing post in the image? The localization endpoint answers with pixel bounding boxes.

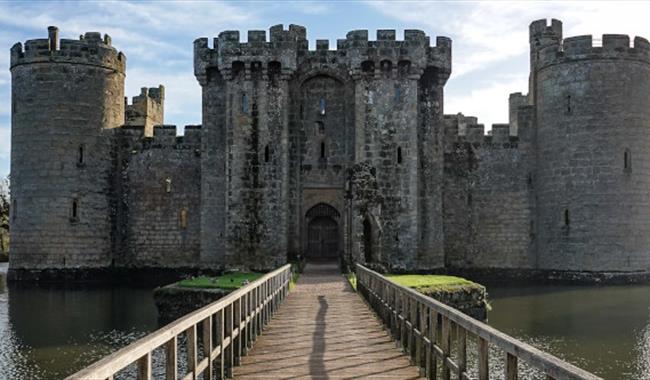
[353,264,602,380]
[234,297,242,366]
[217,309,225,380]
[165,336,177,380]
[203,314,213,379]
[65,264,292,380]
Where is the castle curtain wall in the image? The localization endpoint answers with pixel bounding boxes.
[115,127,202,267]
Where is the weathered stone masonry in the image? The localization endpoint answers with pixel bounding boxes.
[9,19,650,281]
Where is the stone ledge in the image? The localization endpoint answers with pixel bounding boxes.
[447,267,650,285]
[6,266,221,285]
[153,284,230,324]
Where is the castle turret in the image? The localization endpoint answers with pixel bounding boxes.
[531,19,650,271]
[9,27,125,275]
[125,85,165,137]
[528,19,562,99]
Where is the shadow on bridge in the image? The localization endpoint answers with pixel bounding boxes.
[233,261,423,379]
[310,295,328,379]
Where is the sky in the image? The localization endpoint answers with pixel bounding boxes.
[1,0,650,178]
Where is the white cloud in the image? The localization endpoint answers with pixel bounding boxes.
[368,1,650,126]
[446,75,528,129]
[286,1,332,15]
[125,68,201,126]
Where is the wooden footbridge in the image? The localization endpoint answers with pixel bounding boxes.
[67,262,601,380]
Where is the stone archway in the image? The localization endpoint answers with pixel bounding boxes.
[305,203,340,260]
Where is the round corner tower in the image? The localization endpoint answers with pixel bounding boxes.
[9,27,125,273]
[530,19,650,272]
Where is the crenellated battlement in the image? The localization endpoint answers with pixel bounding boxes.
[444,114,519,149]
[118,124,202,151]
[125,86,165,137]
[530,19,650,69]
[194,24,451,83]
[10,26,126,73]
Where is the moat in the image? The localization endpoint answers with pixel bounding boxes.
[0,262,647,379]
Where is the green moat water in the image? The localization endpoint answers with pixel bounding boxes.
[0,262,648,380]
[0,263,158,379]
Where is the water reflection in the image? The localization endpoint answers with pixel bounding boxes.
[1,262,650,380]
[0,263,158,379]
[488,285,650,380]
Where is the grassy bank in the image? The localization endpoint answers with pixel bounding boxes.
[177,272,263,290]
[386,274,481,293]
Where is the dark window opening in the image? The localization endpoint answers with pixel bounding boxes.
[78,145,85,165]
[320,141,326,159]
[361,60,375,74]
[71,199,79,222]
[394,85,401,102]
[398,60,411,76]
[564,209,570,227]
[397,146,403,164]
[319,98,326,115]
[624,149,632,171]
[264,145,270,163]
[566,95,572,114]
[232,61,245,78]
[241,93,249,114]
[316,121,325,134]
[268,61,281,78]
[300,104,304,120]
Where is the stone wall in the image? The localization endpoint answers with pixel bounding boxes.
[9,27,124,271]
[11,22,650,282]
[115,125,201,268]
[443,107,535,270]
[531,20,650,272]
[194,25,451,272]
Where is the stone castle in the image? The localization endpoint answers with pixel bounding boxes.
[8,19,650,281]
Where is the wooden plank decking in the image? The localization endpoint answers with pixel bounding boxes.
[233,261,423,379]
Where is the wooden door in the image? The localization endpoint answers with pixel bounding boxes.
[307,216,339,259]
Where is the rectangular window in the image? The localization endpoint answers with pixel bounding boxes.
[564,209,570,226]
[71,199,79,223]
[77,144,85,166]
[180,208,188,229]
[319,98,326,115]
[242,94,249,114]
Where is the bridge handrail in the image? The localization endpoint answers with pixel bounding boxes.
[66,263,292,380]
[355,263,602,380]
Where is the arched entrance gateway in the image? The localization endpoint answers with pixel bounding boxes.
[305,203,340,260]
